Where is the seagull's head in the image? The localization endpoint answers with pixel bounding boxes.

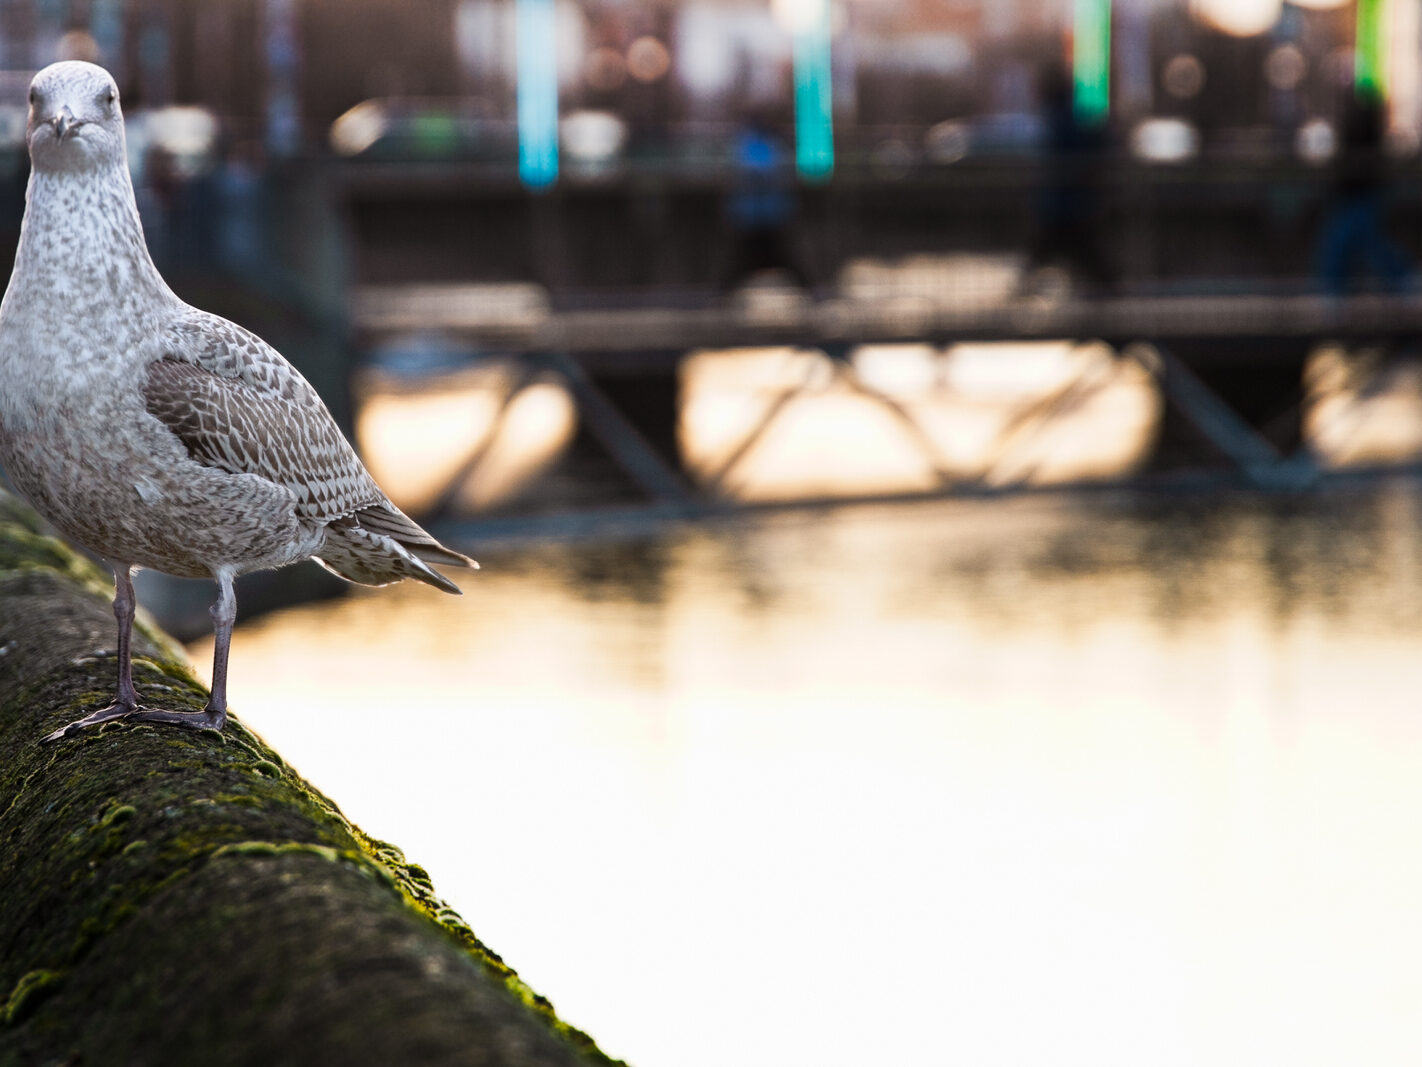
[26,61,125,174]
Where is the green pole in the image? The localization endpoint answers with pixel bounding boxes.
[1356,0,1387,98]
[1073,0,1112,124]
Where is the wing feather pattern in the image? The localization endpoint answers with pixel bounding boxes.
[143,312,476,590]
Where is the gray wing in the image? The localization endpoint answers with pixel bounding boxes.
[145,312,475,586]
[143,350,378,523]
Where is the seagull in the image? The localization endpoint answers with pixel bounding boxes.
[0,61,477,743]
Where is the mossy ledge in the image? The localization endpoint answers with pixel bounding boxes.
[0,491,625,1067]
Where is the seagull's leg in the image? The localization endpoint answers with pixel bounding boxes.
[206,568,235,721]
[41,566,229,743]
[109,561,140,709]
[120,568,231,733]
[40,563,145,742]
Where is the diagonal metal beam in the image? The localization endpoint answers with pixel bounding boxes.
[1127,342,1311,486]
[544,350,699,505]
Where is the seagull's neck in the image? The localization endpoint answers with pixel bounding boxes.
[12,163,174,313]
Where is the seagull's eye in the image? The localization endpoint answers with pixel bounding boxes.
[27,89,35,106]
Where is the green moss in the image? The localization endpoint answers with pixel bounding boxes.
[98,803,136,827]
[0,515,192,663]
[0,495,43,531]
[0,521,114,606]
[2,969,65,1026]
[0,524,89,576]
[212,840,342,864]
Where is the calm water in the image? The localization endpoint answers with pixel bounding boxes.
[193,482,1422,1067]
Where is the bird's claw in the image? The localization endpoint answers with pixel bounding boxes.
[40,700,139,744]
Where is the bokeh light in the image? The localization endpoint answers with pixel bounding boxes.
[1265,44,1308,92]
[1191,0,1282,37]
[1162,53,1206,99]
[626,36,671,83]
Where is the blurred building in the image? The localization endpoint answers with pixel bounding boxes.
[0,0,1406,163]
[0,0,1413,298]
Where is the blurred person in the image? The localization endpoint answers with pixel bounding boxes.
[1019,63,1116,297]
[1316,90,1413,296]
[717,111,816,295]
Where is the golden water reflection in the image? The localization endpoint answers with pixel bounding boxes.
[194,487,1422,1067]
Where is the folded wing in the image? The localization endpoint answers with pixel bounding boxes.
[143,313,476,592]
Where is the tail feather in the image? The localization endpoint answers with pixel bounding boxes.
[316,515,470,595]
[352,504,479,570]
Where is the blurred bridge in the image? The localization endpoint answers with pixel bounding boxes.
[336,156,1422,509]
[349,276,1422,517]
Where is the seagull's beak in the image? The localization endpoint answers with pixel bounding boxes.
[50,105,74,140]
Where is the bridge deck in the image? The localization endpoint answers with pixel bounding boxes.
[351,286,1422,361]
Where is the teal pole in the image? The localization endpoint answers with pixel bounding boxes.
[793,0,834,181]
[517,0,559,189]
